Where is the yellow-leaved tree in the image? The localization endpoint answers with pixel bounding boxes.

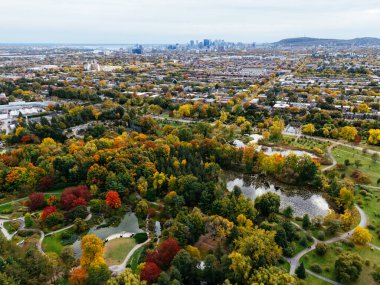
[352,226,372,245]
[80,234,106,270]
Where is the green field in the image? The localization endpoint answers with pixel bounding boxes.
[42,235,65,255]
[332,145,380,187]
[301,241,380,285]
[104,238,137,266]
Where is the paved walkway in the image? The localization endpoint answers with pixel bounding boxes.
[109,238,151,274]
[306,269,342,285]
[323,143,338,172]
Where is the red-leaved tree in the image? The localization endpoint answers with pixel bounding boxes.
[140,262,161,285]
[60,185,91,210]
[105,191,121,209]
[28,192,45,211]
[41,206,57,220]
[146,238,181,269]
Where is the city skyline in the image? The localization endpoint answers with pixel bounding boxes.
[1,0,379,44]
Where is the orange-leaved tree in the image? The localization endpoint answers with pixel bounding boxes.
[105,191,121,209]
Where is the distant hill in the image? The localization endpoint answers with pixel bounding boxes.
[273,37,380,47]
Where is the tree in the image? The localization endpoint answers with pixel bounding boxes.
[41,206,57,221]
[371,153,379,164]
[368,129,380,145]
[269,119,285,141]
[302,214,311,229]
[136,199,149,219]
[140,262,161,285]
[70,268,88,285]
[254,192,280,217]
[61,185,91,210]
[105,191,121,209]
[80,235,106,270]
[352,226,372,245]
[354,160,362,169]
[340,126,358,142]
[249,266,297,285]
[337,187,354,209]
[302,124,315,135]
[315,243,328,256]
[107,268,146,285]
[28,192,45,211]
[295,262,306,279]
[283,206,294,218]
[146,238,181,269]
[335,252,363,283]
[86,263,111,285]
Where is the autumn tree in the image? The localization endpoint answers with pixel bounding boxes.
[105,191,121,209]
[140,262,161,285]
[302,123,316,135]
[368,129,380,145]
[352,226,372,245]
[28,192,45,211]
[70,268,88,285]
[340,126,358,142]
[107,268,146,285]
[80,235,106,270]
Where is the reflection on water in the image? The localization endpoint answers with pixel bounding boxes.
[72,212,143,258]
[224,171,329,218]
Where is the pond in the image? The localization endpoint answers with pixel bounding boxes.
[72,212,143,257]
[224,171,329,218]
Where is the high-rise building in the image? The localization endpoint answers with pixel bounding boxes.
[203,39,210,48]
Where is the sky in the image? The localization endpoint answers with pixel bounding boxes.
[0,0,379,44]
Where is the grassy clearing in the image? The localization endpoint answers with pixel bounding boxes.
[104,238,137,266]
[304,273,330,285]
[332,145,380,187]
[301,241,380,285]
[42,235,64,255]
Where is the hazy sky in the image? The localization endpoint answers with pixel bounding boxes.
[1,0,379,44]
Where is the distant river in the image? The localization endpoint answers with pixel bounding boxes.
[224,171,329,218]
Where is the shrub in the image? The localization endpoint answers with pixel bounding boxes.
[28,192,45,211]
[60,185,90,210]
[310,264,322,273]
[134,232,148,244]
[317,231,326,241]
[44,212,64,228]
[65,205,88,222]
[315,243,328,256]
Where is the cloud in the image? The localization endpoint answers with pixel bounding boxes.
[0,0,379,43]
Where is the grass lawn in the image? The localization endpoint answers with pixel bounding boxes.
[304,273,330,285]
[42,235,65,255]
[301,241,380,285]
[3,221,19,234]
[332,145,380,187]
[284,136,330,153]
[127,245,145,272]
[357,190,380,246]
[104,238,137,266]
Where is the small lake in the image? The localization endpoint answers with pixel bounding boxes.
[224,171,329,218]
[72,212,143,258]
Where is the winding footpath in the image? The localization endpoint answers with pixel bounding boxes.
[109,238,151,275]
[322,143,338,172]
[286,204,368,284]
